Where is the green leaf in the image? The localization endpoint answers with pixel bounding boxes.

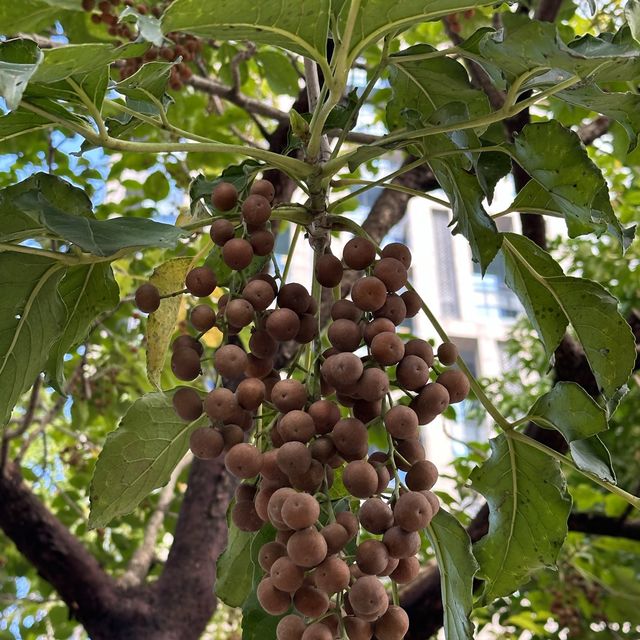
[143,171,171,201]
[217,522,275,608]
[471,433,572,602]
[31,42,148,84]
[46,263,120,392]
[558,84,640,151]
[426,510,477,640]
[0,1,70,33]
[0,39,43,111]
[146,258,192,389]
[161,0,330,62]
[510,120,633,248]
[120,6,164,47]
[476,17,640,85]
[334,0,497,60]
[89,391,205,528]
[387,45,490,130]
[0,253,67,426]
[14,189,187,256]
[257,50,300,96]
[502,233,635,401]
[475,148,512,205]
[627,0,640,43]
[528,382,615,482]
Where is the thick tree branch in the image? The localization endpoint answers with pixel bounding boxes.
[0,462,118,633]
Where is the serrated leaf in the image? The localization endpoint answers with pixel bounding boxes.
[387,45,490,130]
[426,509,477,640]
[120,6,164,46]
[502,233,635,401]
[558,84,640,151]
[476,16,640,85]
[334,0,497,60]
[162,0,330,62]
[31,42,148,84]
[0,39,43,111]
[89,391,205,528]
[47,263,120,392]
[0,253,66,426]
[471,433,572,601]
[14,189,187,256]
[627,0,640,43]
[528,382,615,481]
[510,120,633,248]
[146,258,192,388]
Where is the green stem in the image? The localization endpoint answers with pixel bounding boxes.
[331,35,391,158]
[20,101,312,180]
[329,157,427,211]
[67,77,108,141]
[508,430,640,511]
[388,45,461,63]
[281,224,302,283]
[332,178,451,209]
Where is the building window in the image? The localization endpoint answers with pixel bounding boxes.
[432,209,460,319]
[471,217,520,320]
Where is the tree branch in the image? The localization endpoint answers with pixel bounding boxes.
[119,453,194,588]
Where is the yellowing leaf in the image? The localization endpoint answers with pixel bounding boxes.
[146,257,191,388]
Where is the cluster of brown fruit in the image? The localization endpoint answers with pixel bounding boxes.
[80,0,201,88]
[134,178,471,639]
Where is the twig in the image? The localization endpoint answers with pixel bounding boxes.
[119,453,193,587]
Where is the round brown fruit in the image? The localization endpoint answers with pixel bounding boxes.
[335,511,359,539]
[250,179,275,202]
[135,283,160,313]
[235,377,265,411]
[189,427,223,459]
[406,459,439,491]
[190,304,216,331]
[436,369,470,403]
[315,253,344,288]
[344,616,373,640]
[172,335,204,356]
[381,242,411,269]
[276,614,305,640]
[211,182,238,212]
[321,353,363,388]
[375,605,409,640]
[185,266,217,297]
[301,623,332,640]
[320,522,350,555]
[404,338,434,366]
[249,229,275,256]
[278,283,311,314]
[171,347,201,380]
[327,319,362,352]
[383,405,418,440]
[382,526,420,558]
[331,299,362,322]
[224,442,263,479]
[281,492,320,530]
[271,379,307,413]
[231,500,263,532]
[396,355,430,391]
[225,298,254,327]
[389,556,420,584]
[343,237,376,270]
[351,277,388,312]
[257,577,290,615]
[343,460,379,499]
[373,294,407,326]
[373,257,407,292]
[203,387,237,421]
[278,410,315,443]
[411,383,449,424]
[370,332,405,366]
[249,329,278,358]
[210,218,235,246]
[401,290,422,317]
[266,308,301,342]
[287,527,328,568]
[172,387,203,421]
[242,193,272,225]
[214,344,248,379]
[359,497,394,534]
[276,441,312,477]
[437,341,459,365]
[271,556,305,593]
[363,317,395,345]
[293,584,329,617]
[331,417,368,459]
[306,402,340,438]
[349,576,388,617]
[313,555,350,594]
[356,539,389,576]
[222,237,254,270]
[393,490,433,532]
[242,280,276,314]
